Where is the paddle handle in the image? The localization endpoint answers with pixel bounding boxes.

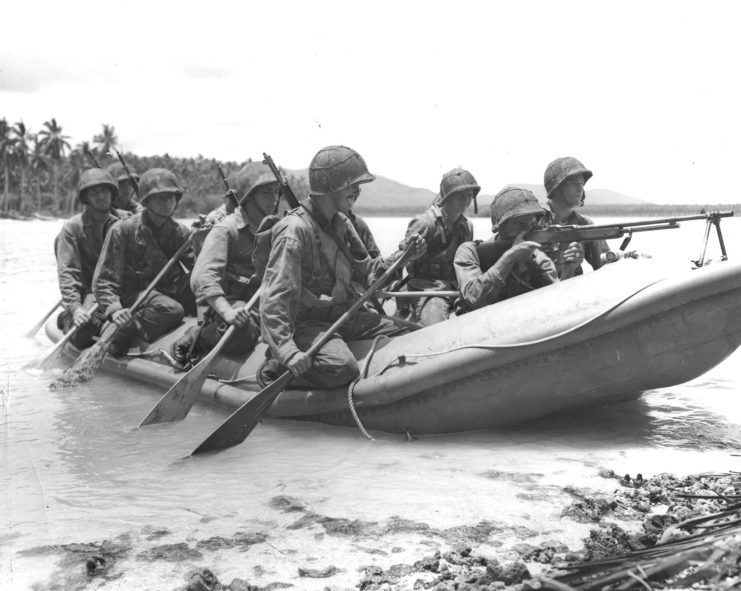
[209,289,261,358]
[378,290,460,298]
[36,304,100,369]
[302,243,417,359]
[97,230,196,349]
[25,298,63,338]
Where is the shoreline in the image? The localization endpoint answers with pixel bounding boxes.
[10,468,741,590]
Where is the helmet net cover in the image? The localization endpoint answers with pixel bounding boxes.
[309,145,375,195]
[77,168,119,204]
[544,156,593,199]
[490,186,544,232]
[138,168,184,204]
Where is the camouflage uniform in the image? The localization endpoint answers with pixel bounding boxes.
[189,163,277,356]
[93,169,195,354]
[55,168,121,348]
[455,187,557,312]
[399,168,477,325]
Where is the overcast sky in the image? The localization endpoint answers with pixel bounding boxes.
[2,0,740,204]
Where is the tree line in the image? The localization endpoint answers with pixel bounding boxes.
[0,118,310,218]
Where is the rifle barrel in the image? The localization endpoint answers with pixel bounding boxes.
[262,152,300,209]
[584,210,733,231]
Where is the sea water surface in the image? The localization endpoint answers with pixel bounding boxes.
[2,215,741,589]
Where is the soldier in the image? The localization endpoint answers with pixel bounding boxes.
[258,145,425,389]
[338,191,381,259]
[397,167,477,325]
[93,168,196,357]
[106,162,143,215]
[178,162,279,362]
[54,168,122,348]
[541,157,629,276]
[454,187,584,312]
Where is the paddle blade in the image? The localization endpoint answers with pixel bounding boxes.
[138,350,216,427]
[26,341,66,372]
[49,323,118,390]
[24,299,62,339]
[191,371,292,455]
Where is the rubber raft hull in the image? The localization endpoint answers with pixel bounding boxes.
[47,260,741,434]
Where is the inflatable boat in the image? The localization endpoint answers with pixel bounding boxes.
[46,259,741,434]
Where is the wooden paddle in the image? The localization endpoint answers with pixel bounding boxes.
[378,290,460,298]
[138,290,261,427]
[190,242,417,455]
[27,303,100,371]
[51,230,198,389]
[25,298,63,338]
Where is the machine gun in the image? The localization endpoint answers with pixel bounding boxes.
[525,210,733,268]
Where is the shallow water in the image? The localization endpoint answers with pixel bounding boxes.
[1,216,741,589]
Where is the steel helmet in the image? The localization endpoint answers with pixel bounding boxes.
[231,161,279,206]
[309,145,375,195]
[544,157,593,199]
[438,167,480,213]
[77,168,119,204]
[138,168,184,204]
[490,187,544,232]
[105,162,141,183]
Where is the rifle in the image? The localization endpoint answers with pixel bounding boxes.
[84,148,102,168]
[112,149,140,199]
[216,164,238,207]
[262,152,300,212]
[525,210,733,267]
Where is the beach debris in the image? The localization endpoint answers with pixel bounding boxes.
[85,555,107,576]
[136,542,203,562]
[547,469,741,589]
[297,564,341,578]
[183,568,221,591]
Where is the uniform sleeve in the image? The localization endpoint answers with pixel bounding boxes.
[93,224,126,316]
[259,228,305,365]
[354,216,381,259]
[404,214,435,246]
[54,223,84,313]
[191,223,229,304]
[454,242,508,311]
[529,251,559,287]
[585,240,608,270]
[176,222,195,269]
[579,214,607,270]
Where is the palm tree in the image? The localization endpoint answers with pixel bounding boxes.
[29,134,50,211]
[11,121,31,208]
[93,124,118,156]
[38,118,70,210]
[0,118,16,211]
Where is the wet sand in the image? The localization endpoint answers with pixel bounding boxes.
[13,468,741,590]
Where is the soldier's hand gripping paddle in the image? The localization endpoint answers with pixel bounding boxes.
[50,232,197,389]
[25,298,63,339]
[138,289,261,427]
[26,303,100,371]
[190,243,417,455]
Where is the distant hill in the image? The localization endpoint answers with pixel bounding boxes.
[486,184,650,206]
[286,170,653,215]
